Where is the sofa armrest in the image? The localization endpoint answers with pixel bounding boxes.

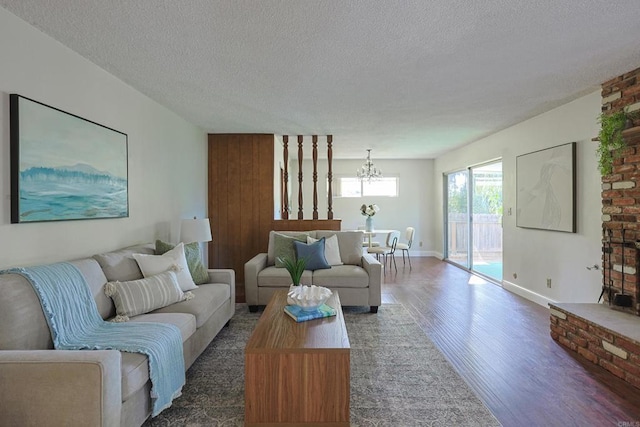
[362,253,382,306]
[208,268,236,301]
[0,350,122,427]
[244,253,268,306]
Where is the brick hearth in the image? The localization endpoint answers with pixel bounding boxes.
[550,303,640,389]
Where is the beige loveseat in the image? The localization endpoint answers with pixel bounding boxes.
[0,243,235,427]
[244,230,382,313]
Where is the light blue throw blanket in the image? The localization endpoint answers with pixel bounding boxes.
[2,262,185,416]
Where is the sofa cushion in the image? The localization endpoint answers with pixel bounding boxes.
[273,233,309,267]
[93,245,155,282]
[258,266,313,287]
[0,272,53,350]
[267,231,312,266]
[294,238,331,271]
[133,243,197,291]
[156,240,209,285]
[151,283,230,328]
[120,352,150,402]
[120,312,195,400]
[307,235,343,266]
[129,312,196,342]
[315,231,363,265]
[312,265,370,288]
[68,258,114,320]
[105,270,191,321]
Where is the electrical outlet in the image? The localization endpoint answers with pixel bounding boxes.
[419,241,423,247]
[547,278,552,288]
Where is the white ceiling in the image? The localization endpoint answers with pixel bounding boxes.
[2,0,640,159]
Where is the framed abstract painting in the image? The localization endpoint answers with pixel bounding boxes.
[516,142,576,233]
[10,94,129,223]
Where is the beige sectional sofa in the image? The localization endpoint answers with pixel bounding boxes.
[244,230,382,313]
[0,243,235,427]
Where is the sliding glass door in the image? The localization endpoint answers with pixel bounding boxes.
[445,170,469,268]
[470,162,503,281]
[445,161,503,281]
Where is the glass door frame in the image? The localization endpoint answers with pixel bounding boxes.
[444,158,503,279]
[443,169,471,270]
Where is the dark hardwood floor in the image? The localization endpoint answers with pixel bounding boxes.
[382,256,640,426]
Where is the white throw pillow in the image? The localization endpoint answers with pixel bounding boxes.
[133,242,197,291]
[307,234,343,266]
[104,270,193,322]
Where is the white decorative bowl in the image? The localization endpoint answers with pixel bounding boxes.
[287,285,332,311]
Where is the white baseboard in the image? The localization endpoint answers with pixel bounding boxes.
[502,280,556,308]
[408,250,441,258]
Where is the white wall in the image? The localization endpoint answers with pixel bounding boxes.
[435,91,603,306]
[0,8,207,268]
[290,155,437,256]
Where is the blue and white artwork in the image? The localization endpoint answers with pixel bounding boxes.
[10,95,128,223]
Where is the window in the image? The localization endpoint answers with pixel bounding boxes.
[333,175,398,197]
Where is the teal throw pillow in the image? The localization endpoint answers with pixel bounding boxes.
[293,237,331,271]
[155,240,209,285]
[273,233,308,268]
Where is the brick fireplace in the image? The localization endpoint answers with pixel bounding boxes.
[601,66,640,314]
[550,66,640,390]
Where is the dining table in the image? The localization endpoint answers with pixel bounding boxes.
[351,229,396,248]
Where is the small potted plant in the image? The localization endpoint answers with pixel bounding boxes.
[279,256,306,287]
[597,109,638,176]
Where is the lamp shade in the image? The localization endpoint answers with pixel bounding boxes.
[180,218,212,243]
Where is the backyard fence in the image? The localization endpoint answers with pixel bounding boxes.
[448,213,503,254]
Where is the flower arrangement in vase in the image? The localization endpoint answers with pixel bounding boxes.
[360,204,379,217]
[360,204,379,231]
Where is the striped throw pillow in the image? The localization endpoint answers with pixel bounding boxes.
[104,269,193,322]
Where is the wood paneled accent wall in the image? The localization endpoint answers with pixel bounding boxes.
[208,134,274,302]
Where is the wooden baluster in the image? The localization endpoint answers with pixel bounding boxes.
[283,136,289,219]
[327,135,334,219]
[298,135,304,220]
[312,135,318,220]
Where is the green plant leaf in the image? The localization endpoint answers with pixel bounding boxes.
[278,256,307,286]
[597,110,634,176]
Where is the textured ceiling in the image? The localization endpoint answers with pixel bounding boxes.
[2,1,640,159]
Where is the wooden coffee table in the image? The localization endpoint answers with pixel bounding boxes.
[244,290,350,426]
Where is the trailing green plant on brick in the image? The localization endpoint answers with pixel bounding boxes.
[597,109,637,176]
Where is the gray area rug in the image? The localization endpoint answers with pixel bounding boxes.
[145,304,500,426]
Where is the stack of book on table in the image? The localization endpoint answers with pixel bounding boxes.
[284,304,337,322]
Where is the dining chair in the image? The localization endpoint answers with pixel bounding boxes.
[396,227,415,269]
[368,230,400,273]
